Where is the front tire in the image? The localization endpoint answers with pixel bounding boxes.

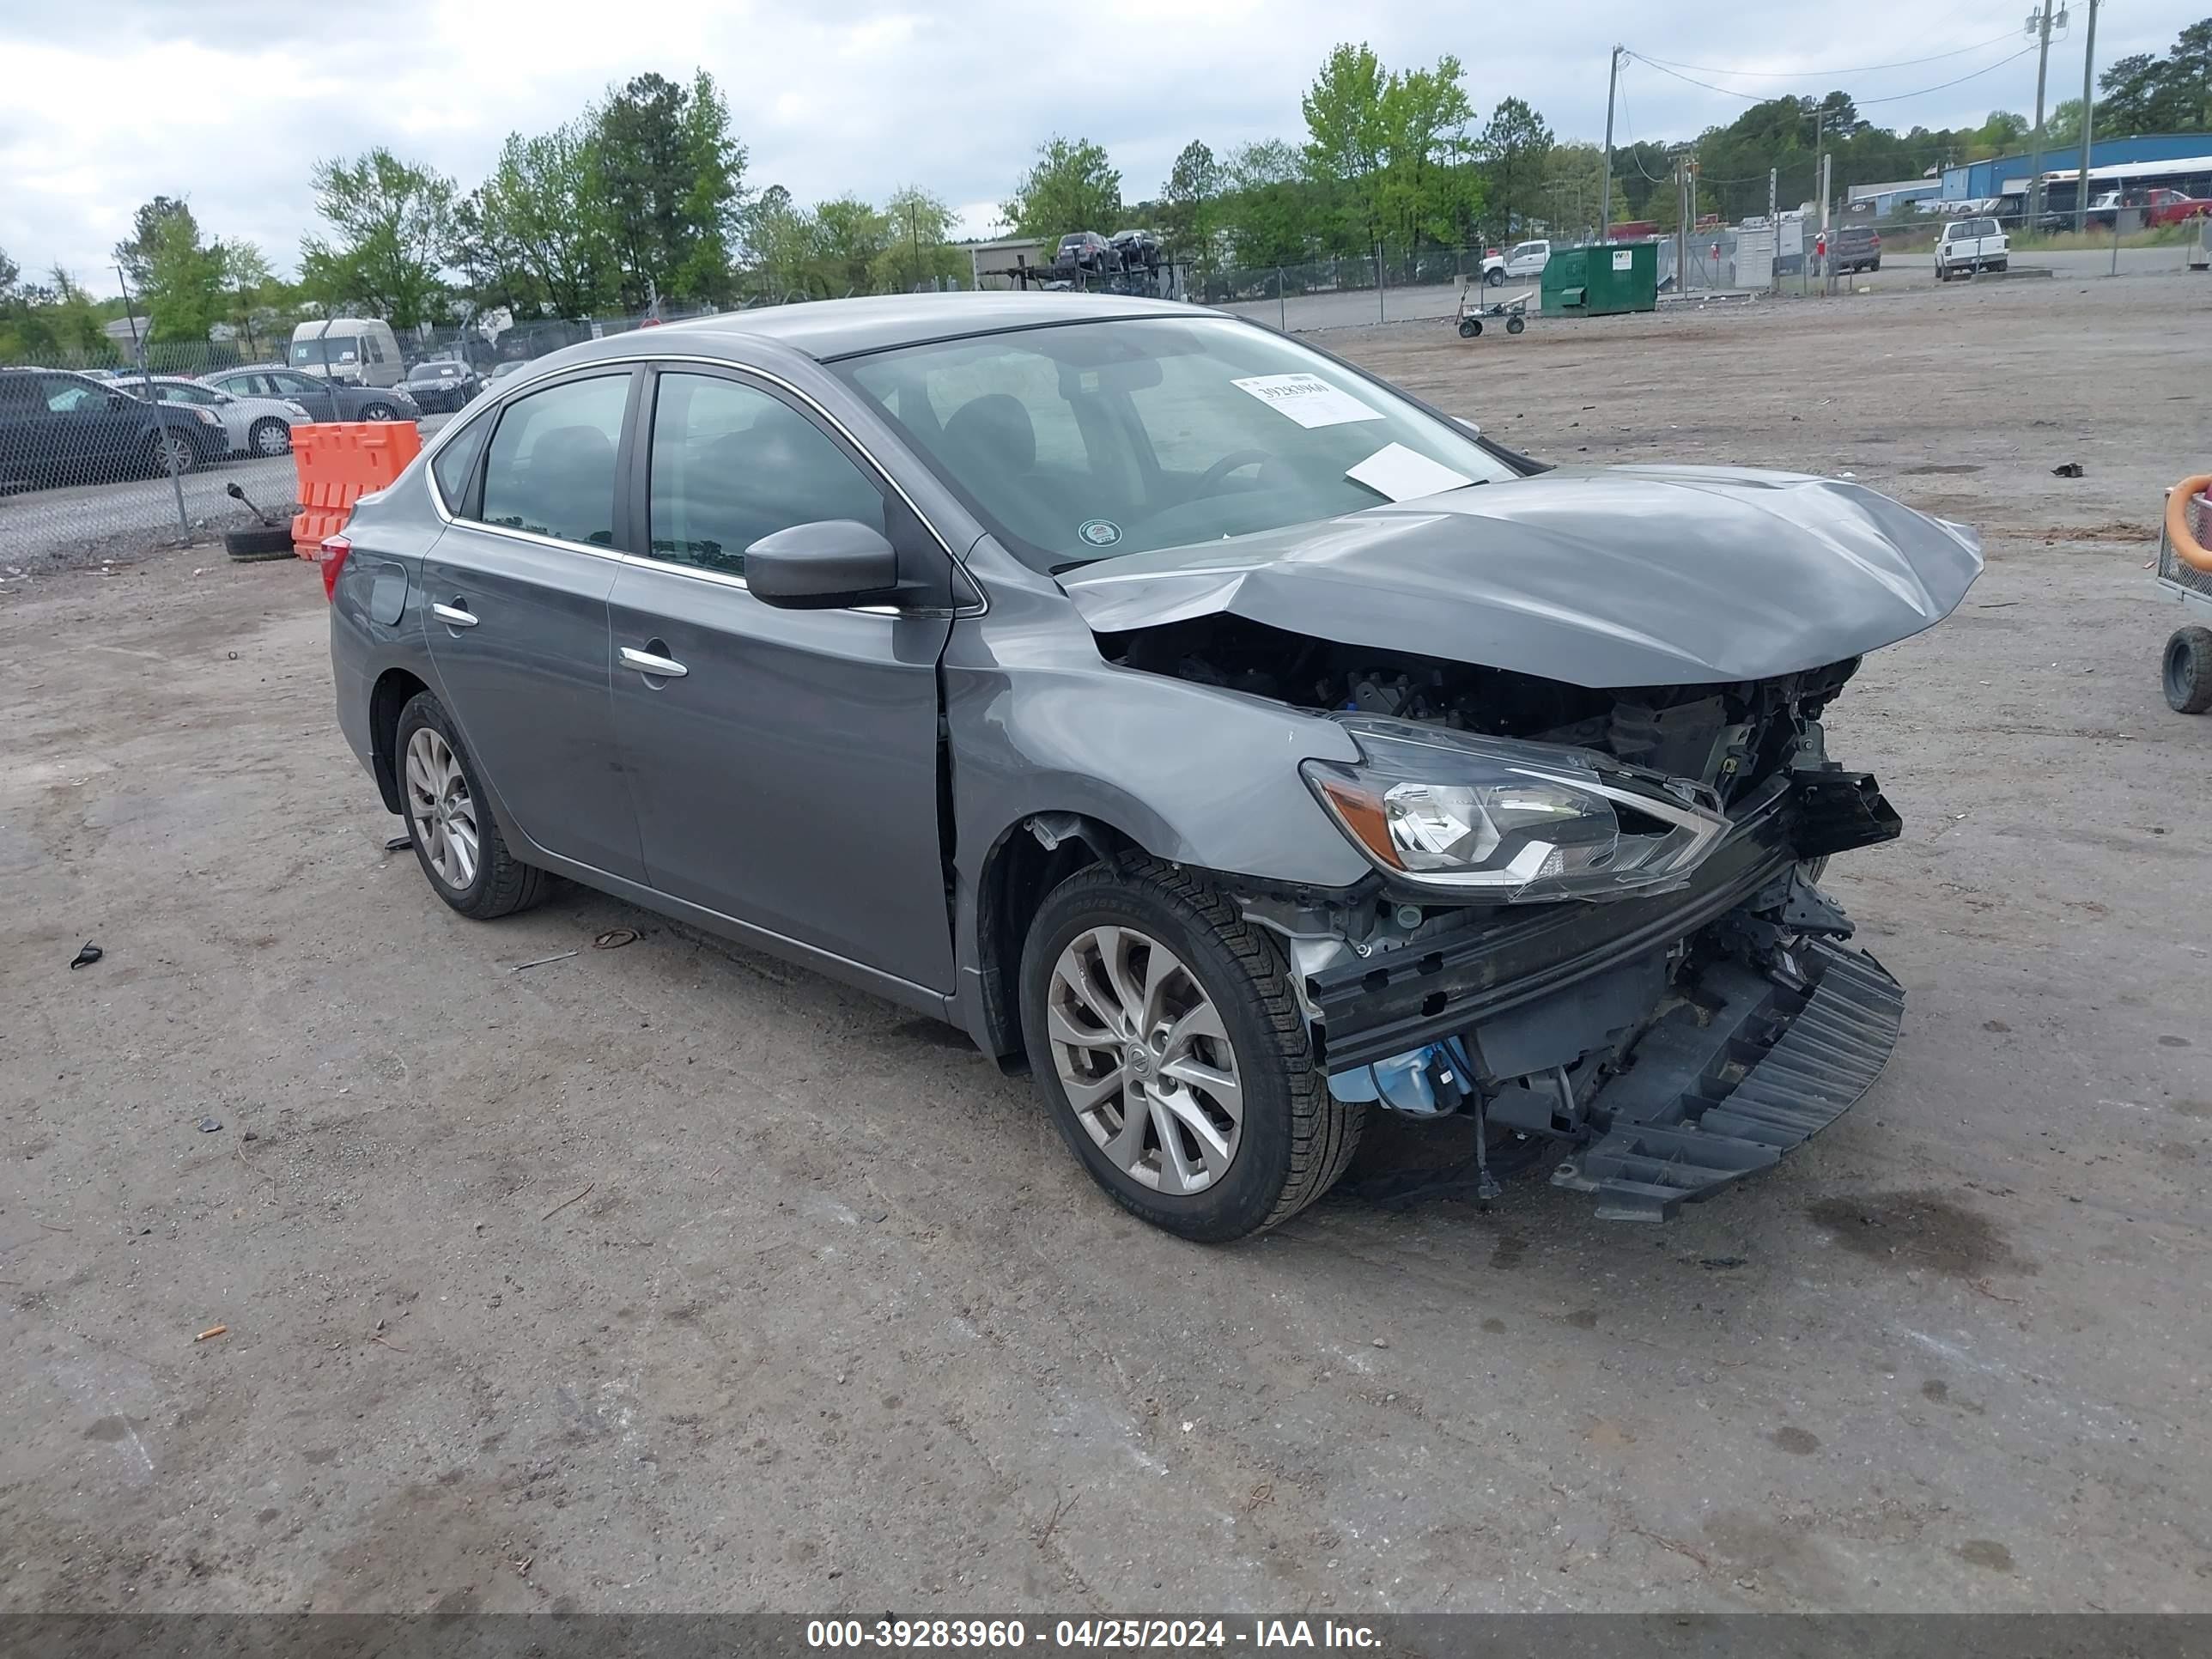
[249,418,291,457]
[361,401,395,422]
[146,431,198,476]
[1018,856,1364,1243]
[392,692,550,919]
[1484,266,1504,287]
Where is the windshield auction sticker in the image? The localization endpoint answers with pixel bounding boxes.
[1231,373,1385,429]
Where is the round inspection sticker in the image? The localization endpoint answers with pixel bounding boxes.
[1078,518,1121,548]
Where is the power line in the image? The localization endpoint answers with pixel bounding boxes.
[1626,45,2041,107]
[1633,32,2021,79]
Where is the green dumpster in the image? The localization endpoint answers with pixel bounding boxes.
[1540,242,1657,317]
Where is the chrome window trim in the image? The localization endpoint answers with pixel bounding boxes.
[421,352,968,568]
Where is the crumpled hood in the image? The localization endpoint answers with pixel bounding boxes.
[1060,464,1983,688]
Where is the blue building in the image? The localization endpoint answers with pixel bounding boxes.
[1941,133,2212,201]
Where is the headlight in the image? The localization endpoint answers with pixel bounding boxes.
[1301,719,1729,902]
[283,401,309,417]
[191,406,221,426]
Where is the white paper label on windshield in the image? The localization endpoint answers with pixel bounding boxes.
[1346,442,1474,503]
[1231,373,1385,429]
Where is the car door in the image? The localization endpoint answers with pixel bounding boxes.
[264,370,338,422]
[419,368,646,881]
[605,363,956,993]
[41,374,140,475]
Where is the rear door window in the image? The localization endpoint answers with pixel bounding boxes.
[477,374,629,547]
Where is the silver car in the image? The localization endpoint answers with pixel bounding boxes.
[326,294,1980,1240]
[138,374,307,458]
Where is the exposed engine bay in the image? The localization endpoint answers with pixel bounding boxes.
[1098,613,1905,1220]
[1102,612,1861,805]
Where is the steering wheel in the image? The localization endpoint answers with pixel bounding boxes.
[1192,448,1271,497]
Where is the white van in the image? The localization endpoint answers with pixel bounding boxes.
[289,318,403,387]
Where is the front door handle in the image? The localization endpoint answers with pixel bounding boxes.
[432,601,478,629]
[620,644,688,679]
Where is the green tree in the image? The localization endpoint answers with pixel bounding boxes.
[1001,137,1122,243]
[1479,96,1551,239]
[483,123,616,318]
[1301,42,1389,244]
[1375,57,1478,247]
[113,197,198,289]
[874,186,965,292]
[139,209,228,344]
[301,148,457,327]
[219,241,281,359]
[1538,142,1607,240]
[589,70,747,311]
[1159,140,1224,268]
[1222,139,1319,265]
[810,197,890,295]
[1970,109,2031,157]
[0,254,108,364]
[2044,97,2087,152]
[741,185,823,298]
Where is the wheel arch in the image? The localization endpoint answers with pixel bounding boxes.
[970,810,1147,1066]
[368,666,432,814]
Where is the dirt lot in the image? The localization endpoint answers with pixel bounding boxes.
[4,274,2210,1614]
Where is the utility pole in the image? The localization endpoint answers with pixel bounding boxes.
[1600,45,1625,240]
[1819,152,1833,294]
[1769,167,1779,295]
[2075,0,2100,231]
[2027,2,2059,227]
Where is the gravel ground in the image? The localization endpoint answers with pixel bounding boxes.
[3,273,2210,1615]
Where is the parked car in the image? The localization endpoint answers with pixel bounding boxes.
[2087,187,2212,230]
[1832,221,1881,273]
[325,293,1981,1240]
[1482,238,1550,286]
[199,365,420,425]
[404,359,481,413]
[1052,232,1121,278]
[0,367,230,488]
[1109,229,1161,272]
[138,374,307,458]
[1934,217,2008,280]
[290,318,404,387]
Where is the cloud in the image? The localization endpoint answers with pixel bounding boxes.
[4,0,2202,290]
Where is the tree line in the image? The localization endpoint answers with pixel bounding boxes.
[3,20,2207,363]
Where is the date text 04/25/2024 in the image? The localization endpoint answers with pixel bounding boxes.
[804,1619,1382,1650]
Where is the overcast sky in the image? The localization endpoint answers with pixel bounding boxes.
[4,0,2203,293]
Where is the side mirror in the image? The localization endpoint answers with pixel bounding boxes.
[745,520,905,610]
[1455,416,1482,438]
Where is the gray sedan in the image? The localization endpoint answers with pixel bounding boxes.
[325,294,1980,1240]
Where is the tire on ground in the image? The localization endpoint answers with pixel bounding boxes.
[392,690,551,920]
[2164,624,2212,714]
[223,526,298,562]
[1018,853,1364,1243]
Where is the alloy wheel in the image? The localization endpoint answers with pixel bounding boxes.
[155,434,195,474]
[1046,925,1243,1194]
[404,727,480,890]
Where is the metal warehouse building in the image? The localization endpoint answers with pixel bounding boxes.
[1941,133,2212,201]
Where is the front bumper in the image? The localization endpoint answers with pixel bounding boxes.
[1310,773,1904,1219]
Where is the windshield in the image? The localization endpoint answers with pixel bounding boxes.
[838,315,1517,570]
[294,337,359,365]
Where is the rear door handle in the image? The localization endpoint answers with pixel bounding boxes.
[620,645,688,679]
[432,602,478,629]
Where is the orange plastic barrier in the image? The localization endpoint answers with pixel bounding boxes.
[290,422,423,556]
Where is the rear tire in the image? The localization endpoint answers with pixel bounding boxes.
[392,692,551,920]
[2163,625,2212,714]
[1505,313,1526,334]
[146,431,198,476]
[361,402,395,422]
[1019,854,1364,1243]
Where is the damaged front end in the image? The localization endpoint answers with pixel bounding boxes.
[1110,622,1908,1220]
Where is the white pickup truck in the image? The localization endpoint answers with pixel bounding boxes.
[1934,217,2008,281]
[1481,238,1551,286]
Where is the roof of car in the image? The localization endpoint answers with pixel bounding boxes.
[644,290,1196,362]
